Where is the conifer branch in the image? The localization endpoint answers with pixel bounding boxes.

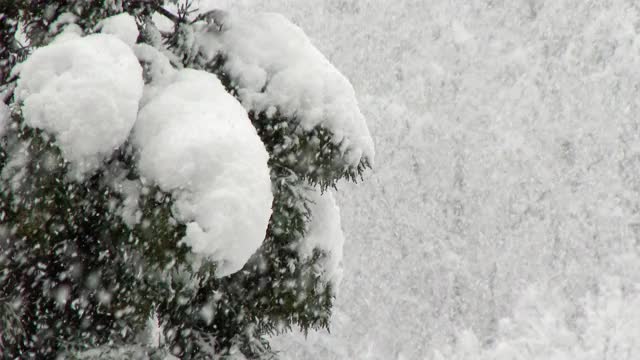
[152,4,181,24]
[130,0,180,24]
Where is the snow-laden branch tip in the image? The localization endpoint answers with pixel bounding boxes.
[299,190,345,289]
[197,11,375,167]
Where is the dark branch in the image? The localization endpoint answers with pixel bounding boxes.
[152,4,180,24]
[130,0,181,24]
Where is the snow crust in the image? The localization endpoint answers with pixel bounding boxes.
[300,190,345,288]
[196,11,374,166]
[14,33,143,178]
[135,66,273,277]
[97,13,139,46]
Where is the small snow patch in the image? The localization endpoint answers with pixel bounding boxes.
[299,190,345,289]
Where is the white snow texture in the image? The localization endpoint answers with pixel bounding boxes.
[432,254,640,360]
[15,32,143,178]
[196,11,375,166]
[135,67,273,277]
[97,13,139,46]
[301,190,345,288]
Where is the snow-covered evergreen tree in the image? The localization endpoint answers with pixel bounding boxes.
[0,1,373,358]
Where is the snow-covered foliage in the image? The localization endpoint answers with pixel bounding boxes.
[135,67,273,277]
[11,14,274,277]
[196,11,374,168]
[300,190,345,288]
[14,32,143,178]
[1,3,371,358]
[96,13,139,46]
[133,44,175,95]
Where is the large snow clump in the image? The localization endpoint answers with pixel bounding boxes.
[135,63,273,277]
[14,32,143,178]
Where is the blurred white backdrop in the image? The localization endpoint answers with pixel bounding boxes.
[200,1,640,358]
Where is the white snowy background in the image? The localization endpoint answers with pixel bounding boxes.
[189,0,639,358]
[204,0,640,359]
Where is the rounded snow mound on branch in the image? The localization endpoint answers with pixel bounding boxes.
[300,189,345,289]
[96,13,139,47]
[135,67,273,277]
[14,32,143,178]
[197,11,375,167]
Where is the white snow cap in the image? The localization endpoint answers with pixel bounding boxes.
[15,33,143,178]
[135,68,273,277]
[197,11,375,166]
[97,13,139,47]
[300,190,345,289]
